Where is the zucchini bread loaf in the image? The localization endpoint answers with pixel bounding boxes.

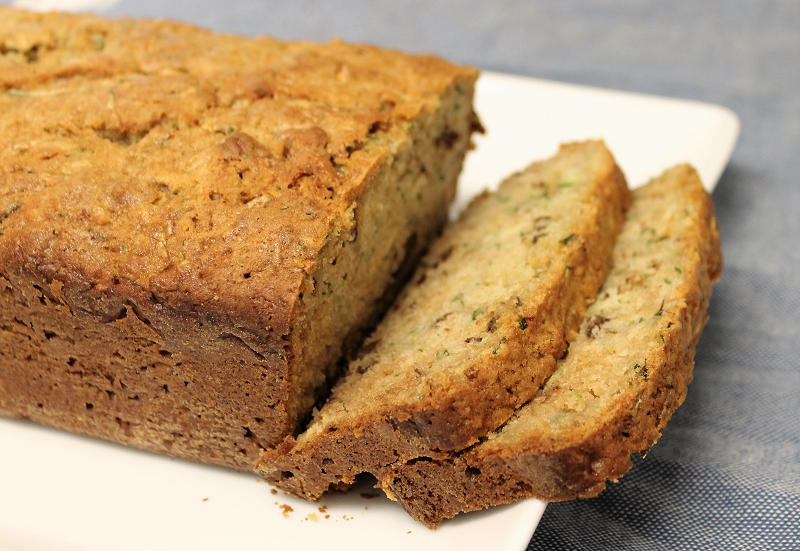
[377,165,723,528]
[0,9,479,471]
[257,141,632,498]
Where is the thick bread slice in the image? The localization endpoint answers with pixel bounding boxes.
[377,164,723,528]
[0,8,479,472]
[257,141,632,499]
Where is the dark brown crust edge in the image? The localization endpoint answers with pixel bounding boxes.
[0,265,293,472]
[378,166,723,529]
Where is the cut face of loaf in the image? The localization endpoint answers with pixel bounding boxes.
[0,8,479,471]
[257,141,632,499]
[377,164,723,529]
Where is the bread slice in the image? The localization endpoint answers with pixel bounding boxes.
[0,8,479,471]
[376,164,723,528]
[257,141,632,498]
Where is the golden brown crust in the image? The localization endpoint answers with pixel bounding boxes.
[0,8,479,470]
[0,8,474,338]
[377,165,723,528]
[257,141,631,498]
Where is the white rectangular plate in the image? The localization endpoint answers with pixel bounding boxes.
[0,72,739,551]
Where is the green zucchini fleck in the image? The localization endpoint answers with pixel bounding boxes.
[492,337,507,355]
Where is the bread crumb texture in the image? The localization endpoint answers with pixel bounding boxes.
[257,141,632,499]
[377,164,722,528]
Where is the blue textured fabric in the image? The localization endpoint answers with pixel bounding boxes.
[4,1,797,548]
[531,457,800,550]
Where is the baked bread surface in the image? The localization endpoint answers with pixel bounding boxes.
[257,141,632,498]
[0,8,479,470]
[378,165,723,528]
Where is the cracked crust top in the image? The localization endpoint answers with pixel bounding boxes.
[0,8,477,343]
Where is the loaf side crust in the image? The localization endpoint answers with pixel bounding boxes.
[0,8,479,470]
[378,164,723,528]
[258,141,632,497]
